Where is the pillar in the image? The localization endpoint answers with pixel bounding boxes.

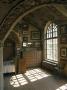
[0,45,3,90]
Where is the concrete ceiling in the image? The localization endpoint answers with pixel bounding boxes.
[0,0,67,42]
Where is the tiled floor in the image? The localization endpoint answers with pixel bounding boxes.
[4,68,67,90]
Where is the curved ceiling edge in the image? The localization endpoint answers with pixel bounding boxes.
[0,0,48,41]
[0,0,62,42]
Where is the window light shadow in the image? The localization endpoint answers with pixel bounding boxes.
[25,68,51,82]
[56,84,67,90]
[10,68,51,87]
[10,74,28,87]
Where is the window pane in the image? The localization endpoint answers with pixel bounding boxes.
[53,39,58,61]
[50,32,52,38]
[53,27,57,31]
[45,23,58,62]
[53,31,57,37]
[47,39,53,60]
[47,33,49,38]
[55,31,57,37]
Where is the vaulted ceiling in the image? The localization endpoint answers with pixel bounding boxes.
[23,5,67,30]
[0,0,67,42]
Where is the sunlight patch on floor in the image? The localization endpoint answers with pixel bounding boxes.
[10,68,51,87]
[25,68,51,82]
[10,74,28,87]
[56,84,67,90]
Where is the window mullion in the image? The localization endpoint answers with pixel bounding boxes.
[52,23,53,61]
[44,22,58,64]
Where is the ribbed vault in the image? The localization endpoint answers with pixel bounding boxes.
[0,0,67,42]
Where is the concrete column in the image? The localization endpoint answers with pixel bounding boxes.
[0,46,3,90]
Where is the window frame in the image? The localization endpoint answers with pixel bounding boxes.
[44,23,58,64]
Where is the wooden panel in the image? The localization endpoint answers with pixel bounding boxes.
[18,58,27,74]
[24,50,42,68]
[18,49,42,73]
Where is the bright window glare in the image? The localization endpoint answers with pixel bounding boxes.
[56,84,67,90]
[10,74,28,87]
[23,43,27,47]
[28,42,32,45]
[25,68,51,82]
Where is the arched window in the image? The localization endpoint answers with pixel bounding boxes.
[44,22,58,63]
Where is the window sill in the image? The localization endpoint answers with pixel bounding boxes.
[42,60,58,66]
[42,60,60,73]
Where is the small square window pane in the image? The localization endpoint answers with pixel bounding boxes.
[47,33,49,38]
[55,32,57,37]
[50,32,52,38]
